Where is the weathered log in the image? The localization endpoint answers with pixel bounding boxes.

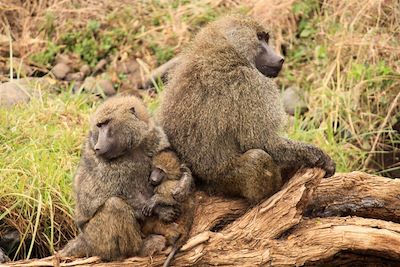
[6,169,400,266]
[306,171,400,222]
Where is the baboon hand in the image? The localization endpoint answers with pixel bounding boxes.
[142,201,156,217]
[172,185,188,202]
[172,164,192,201]
[305,145,336,178]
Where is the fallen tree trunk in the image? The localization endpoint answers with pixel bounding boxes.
[306,171,400,222]
[6,169,400,266]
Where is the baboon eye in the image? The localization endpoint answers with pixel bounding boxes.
[265,32,270,43]
[96,119,110,128]
[257,32,269,43]
[129,107,137,116]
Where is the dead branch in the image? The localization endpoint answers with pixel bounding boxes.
[6,169,400,266]
[306,171,400,222]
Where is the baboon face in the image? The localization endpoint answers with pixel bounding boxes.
[218,16,284,78]
[90,97,151,160]
[151,151,182,182]
[255,31,284,78]
[149,168,166,186]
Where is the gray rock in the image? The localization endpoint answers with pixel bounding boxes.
[81,77,97,94]
[51,63,71,80]
[80,64,91,76]
[0,78,58,107]
[98,79,116,96]
[81,77,115,96]
[55,54,74,66]
[117,59,140,74]
[65,72,85,82]
[0,80,31,106]
[282,86,309,116]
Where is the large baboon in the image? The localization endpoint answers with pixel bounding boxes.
[159,15,335,203]
[60,96,176,260]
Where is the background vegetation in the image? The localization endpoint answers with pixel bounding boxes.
[0,0,399,261]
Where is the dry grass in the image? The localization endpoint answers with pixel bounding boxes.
[0,0,242,76]
[0,0,243,260]
[250,0,399,175]
[0,0,399,262]
[0,90,98,260]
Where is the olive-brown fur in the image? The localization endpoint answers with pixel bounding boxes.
[158,15,335,203]
[60,96,171,260]
[142,150,194,249]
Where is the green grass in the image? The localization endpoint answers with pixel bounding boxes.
[280,0,400,175]
[286,114,367,173]
[1,0,399,261]
[0,90,98,259]
[29,1,239,68]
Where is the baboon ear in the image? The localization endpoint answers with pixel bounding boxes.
[129,107,136,115]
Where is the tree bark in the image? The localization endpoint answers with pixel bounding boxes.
[7,169,400,266]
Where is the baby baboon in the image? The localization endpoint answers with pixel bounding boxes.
[159,15,335,203]
[141,150,195,267]
[60,96,175,260]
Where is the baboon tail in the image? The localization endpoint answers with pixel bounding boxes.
[163,247,178,267]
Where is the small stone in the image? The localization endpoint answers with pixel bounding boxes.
[0,80,31,106]
[98,79,116,96]
[80,64,91,76]
[117,59,140,74]
[93,59,108,74]
[65,72,85,82]
[282,86,309,116]
[51,63,71,80]
[81,77,97,94]
[0,78,58,107]
[55,54,73,65]
[81,77,116,97]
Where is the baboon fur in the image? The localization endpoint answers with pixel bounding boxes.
[142,150,195,249]
[60,96,172,260]
[159,15,335,203]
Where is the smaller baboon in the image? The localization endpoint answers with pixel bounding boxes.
[141,150,195,267]
[60,96,176,261]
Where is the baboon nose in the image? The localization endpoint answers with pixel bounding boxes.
[279,58,285,65]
